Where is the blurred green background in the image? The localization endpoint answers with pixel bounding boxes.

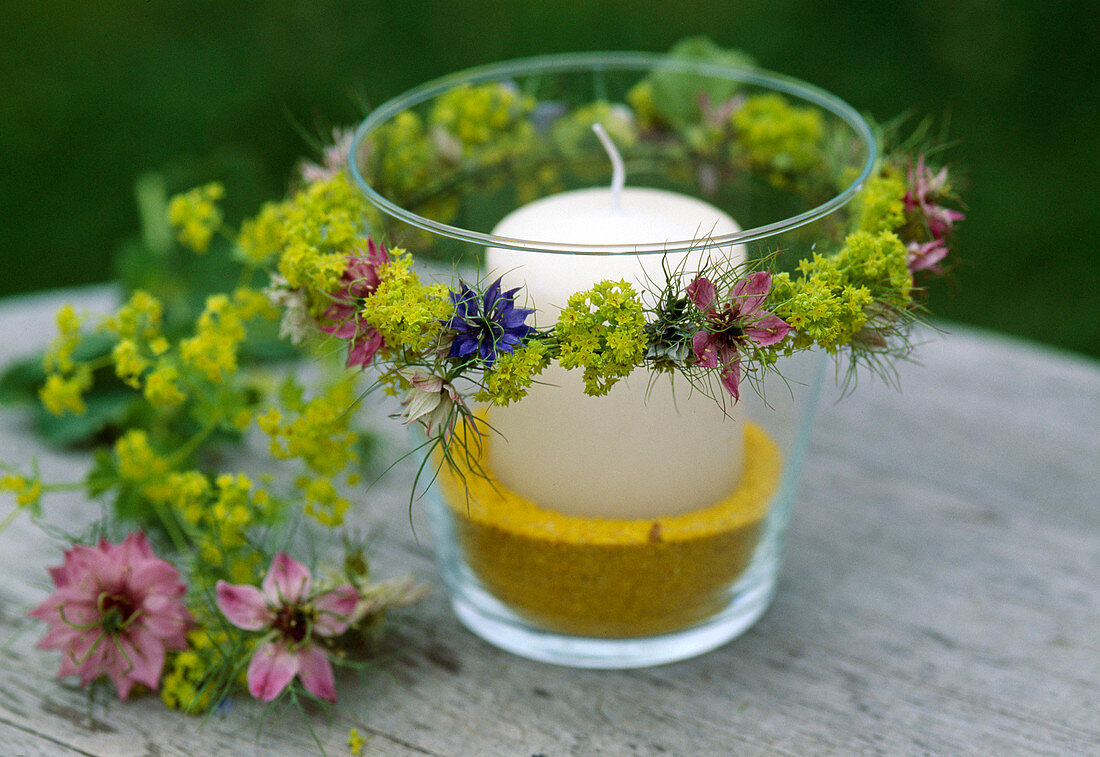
[2,0,1096,356]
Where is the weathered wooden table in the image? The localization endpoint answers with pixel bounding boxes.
[1,287,1097,757]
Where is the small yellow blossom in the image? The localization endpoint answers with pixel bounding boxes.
[180,294,245,383]
[360,249,451,353]
[556,281,647,396]
[347,728,365,755]
[143,362,186,408]
[1,474,43,509]
[112,338,148,389]
[114,429,170,483]
[39,366,93,416]
[43,304,83,374]
[104,290,164,340]
[476,340,551,406]
[167,182,225,253]
[732,93,824,173]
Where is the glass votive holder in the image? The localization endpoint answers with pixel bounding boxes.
[350,52,873,667]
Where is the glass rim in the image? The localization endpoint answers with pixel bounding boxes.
[349,51,877,256]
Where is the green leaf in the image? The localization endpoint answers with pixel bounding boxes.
[649,37,756,130]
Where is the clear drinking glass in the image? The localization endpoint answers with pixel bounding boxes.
[350,52,874,667]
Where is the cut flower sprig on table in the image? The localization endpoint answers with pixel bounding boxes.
[0,40,964,726]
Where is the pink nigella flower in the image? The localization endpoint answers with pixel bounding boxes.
[907,239,950,274]
[320,240,389,369]
[687,271,792,400]
[216,553,357,703]
[905,154,965,240]
[28,532,191,700]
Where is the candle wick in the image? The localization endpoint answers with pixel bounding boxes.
[592,123,625,210]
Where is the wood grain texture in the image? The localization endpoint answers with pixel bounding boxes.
[1,288,1097,757]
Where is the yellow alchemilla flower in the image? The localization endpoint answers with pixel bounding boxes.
[1,474,43,509]
[179,294,246,383]
[164,470,211,524]
[259,173,377,304]
[476,340,551,407]
[347,728,366,756]
[112,338,148,389]
[300,475,351,527]
[39,366,93,416]
[359,250,450,353]
[261,380,360,476]
[556,280,647,396]
[732,93,824,173]
[167,182,225,254]
[105,290,164,340]
[43,304,83,374]
[114,429,169,483]
[854,172,907,234]
[144,362,186,408]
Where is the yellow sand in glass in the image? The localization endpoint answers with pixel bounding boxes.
[437,420,782,637]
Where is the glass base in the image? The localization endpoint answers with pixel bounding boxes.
[442,533,781,669]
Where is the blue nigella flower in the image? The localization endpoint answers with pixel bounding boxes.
[445,278,535,366]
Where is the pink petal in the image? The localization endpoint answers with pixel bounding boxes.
[686,277,718,316]
[121,627,166,690]
[216,581,274,631]
[691,331,720,368]
[54,628,100,678]
[346,328,383,369]
[743,313,792,347]
[247,641,299,702]
[730,271,772,317]
[120,531,156,561]
[295,644,337,703]
[262,553,312,605]
[28,589,97,625]
[719,351,743,400]
[103,643,137,700]
[312,585,358,637]
[126,559,182,597]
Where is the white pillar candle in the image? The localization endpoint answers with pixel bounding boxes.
[484,184,748,519]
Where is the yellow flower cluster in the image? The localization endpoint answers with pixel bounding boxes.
[104,290,164,341]
[771,231,910,352]
[429,82,537,160]
[38,367,92,416]
[360,250,451,354]
[40,303,98,416]
[112,339,148,389]
[143,362,186,408]
[555,281,647,396]
[475,341,551,407]
[179,289,271,384]
[732,93,824,174]
[347,728,366,755]
[853,171,907,234]
[245,174,377,304]
[114,429,171,483]
[1,474,42,509]
[367,110,437,199]
[147,468,267,581]
[42,304,82,374]
[298,475,351,528]
[167,182,224,254]
[257,378,361,527]
[160,629,242,714]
